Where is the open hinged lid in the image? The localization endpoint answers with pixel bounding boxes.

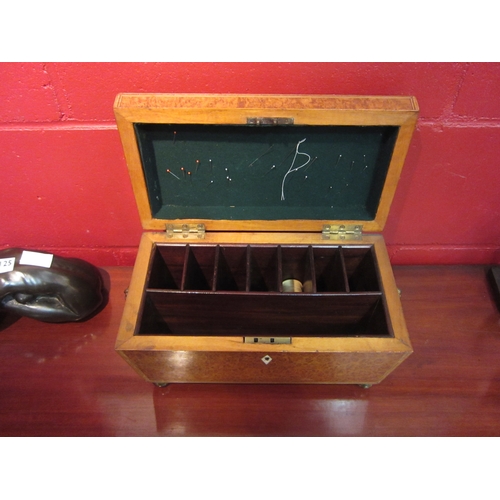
[114,94,418,233]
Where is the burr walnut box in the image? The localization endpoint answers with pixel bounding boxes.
[114,93,418,386]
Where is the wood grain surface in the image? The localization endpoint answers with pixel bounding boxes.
[1,265,499,437]
[114,93,418,232]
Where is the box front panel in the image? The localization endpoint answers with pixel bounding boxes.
[120,349,410,385]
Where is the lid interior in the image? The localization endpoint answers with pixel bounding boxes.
[135,123,399,222]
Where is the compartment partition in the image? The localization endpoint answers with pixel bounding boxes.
[140,243,390,337]
[141,291,384,336]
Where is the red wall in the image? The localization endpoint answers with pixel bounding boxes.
[1,62,499,266]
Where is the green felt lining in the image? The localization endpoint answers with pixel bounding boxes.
[134,124,399,221]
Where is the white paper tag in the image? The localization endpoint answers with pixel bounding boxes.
[0,257,15,273]
[19,251,54,269]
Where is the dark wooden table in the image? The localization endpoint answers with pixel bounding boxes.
[1,265,499,437]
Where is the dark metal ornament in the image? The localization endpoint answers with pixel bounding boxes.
[0,248,105,323]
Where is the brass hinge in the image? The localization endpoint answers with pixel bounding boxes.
[322,224,363,240]
[166,223,206,239]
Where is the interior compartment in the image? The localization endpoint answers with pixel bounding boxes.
[313,246,348,292]
[214,245,248,291]
[247,246,280,292]
[343,246,380,292]
[147,245,186,290]
[139,242,390,338]
[181,245,216,291]
[279,246,315,293]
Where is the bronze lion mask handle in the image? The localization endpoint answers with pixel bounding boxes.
[0,248,105,323]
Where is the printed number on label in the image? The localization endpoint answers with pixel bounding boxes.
[0,258,15,273]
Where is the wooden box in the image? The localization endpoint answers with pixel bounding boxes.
[114,93,418,386]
